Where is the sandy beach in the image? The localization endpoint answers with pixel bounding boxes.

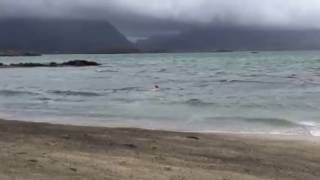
[0,119,319,180]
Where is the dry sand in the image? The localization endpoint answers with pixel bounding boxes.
[0,119,320,180]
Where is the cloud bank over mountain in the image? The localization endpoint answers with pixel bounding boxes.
[2,0,320,36]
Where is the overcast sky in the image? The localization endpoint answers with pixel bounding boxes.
[1,0,320,38]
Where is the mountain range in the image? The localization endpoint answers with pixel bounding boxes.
[137,27,320,51]
[1,18,320,53]
[0,18,135,53]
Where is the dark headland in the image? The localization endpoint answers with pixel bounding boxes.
[0,18,137,54]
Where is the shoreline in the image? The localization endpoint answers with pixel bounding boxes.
[1,118,320,180]
[1,116,319,141]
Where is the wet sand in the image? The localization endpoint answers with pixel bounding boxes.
[0,119,320,180]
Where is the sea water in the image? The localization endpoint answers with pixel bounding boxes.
[0,51,320,136]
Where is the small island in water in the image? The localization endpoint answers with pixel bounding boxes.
[0,60,100,68]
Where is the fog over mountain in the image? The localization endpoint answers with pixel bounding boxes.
[2,1,320,35]
[137,27,320,51]
[1,1,320,51]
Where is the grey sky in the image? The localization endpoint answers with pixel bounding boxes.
[1,0,320,37]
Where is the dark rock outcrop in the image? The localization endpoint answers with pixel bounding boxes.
[0,60,100,68]
[9,63,46,67]
[61,60,100,66]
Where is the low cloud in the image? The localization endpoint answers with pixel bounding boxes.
[1,0,320,36]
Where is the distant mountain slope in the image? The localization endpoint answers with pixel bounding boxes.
[137,27,320,51]
[0,18,134,53]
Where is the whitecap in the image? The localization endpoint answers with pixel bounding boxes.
[298,121,317,127]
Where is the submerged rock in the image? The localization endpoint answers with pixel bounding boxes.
[61,60,100,66]
[0,60,100,68]
[9,62,46,67]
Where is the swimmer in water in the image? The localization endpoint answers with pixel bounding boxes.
[152,85,160,91]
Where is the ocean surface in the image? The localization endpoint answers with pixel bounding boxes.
[1,51,320,136]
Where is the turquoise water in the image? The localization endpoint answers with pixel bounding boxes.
[1,51,320,136]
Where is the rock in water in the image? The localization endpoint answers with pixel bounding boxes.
[62,60,100,66]
[0,60,101,68]
[9,63,46,67]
